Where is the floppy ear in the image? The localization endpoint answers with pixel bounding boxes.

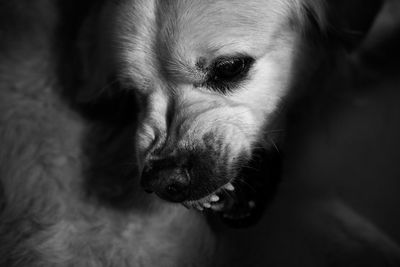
[323,0,384,49]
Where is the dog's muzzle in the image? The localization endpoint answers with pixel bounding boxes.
[139,139,281,228]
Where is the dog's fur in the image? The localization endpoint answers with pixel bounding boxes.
[1,0,400,266]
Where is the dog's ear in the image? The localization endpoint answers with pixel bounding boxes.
[307,0,383,50]
[328,0,383,49]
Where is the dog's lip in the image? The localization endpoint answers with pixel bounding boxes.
[181,182,235,211]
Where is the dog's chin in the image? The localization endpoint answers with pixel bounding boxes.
[183,149,281,228]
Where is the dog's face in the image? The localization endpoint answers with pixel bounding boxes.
[105,0,310,217]
[94,0,381,223]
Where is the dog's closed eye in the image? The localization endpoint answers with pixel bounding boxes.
[206,56,254,93]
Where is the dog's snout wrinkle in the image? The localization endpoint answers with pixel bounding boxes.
[166,94,177,130]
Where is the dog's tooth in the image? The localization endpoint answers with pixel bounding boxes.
[224,183,235,191]
[248,201,256,208]
[194,203,204,211]
[203,203,211,208]
[210,195,220,202]
[211,203,225,211]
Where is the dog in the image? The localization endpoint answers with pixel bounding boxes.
[80,0,383,223]
[3,0,400,266]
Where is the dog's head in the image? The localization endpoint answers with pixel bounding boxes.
[119,0,299,218]
[82,0,382,225]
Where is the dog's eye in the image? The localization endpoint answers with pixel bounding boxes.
[216,58,246,79]
[207,56,254,92]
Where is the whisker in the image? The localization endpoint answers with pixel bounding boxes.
[267,136,280,154]
[221,188,235,202]
[235,178,257,193]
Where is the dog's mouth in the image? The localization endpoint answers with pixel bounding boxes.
[182,181,236,211]
[182,149,281,228]
[182,180,263,228]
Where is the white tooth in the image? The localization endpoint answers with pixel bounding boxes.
[248,201,256,208]
[203,203,211,208]
[210,195,220,202]
[195,203,204,211]
[211,204,224,211]
[224,183,235,191]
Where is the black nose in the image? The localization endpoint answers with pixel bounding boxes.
[140,159,190,203]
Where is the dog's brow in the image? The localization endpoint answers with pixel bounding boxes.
[163,59,207,85]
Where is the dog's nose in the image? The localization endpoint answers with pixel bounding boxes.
[140,159,190,203]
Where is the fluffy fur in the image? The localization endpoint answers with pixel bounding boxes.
[1,0,399,266]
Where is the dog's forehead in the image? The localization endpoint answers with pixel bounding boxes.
[115,0,293,89]
[156,0,284,47]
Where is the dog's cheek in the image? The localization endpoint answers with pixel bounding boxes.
[230,43,297,123]
[222,126,253,164]
[198,108,257,156]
